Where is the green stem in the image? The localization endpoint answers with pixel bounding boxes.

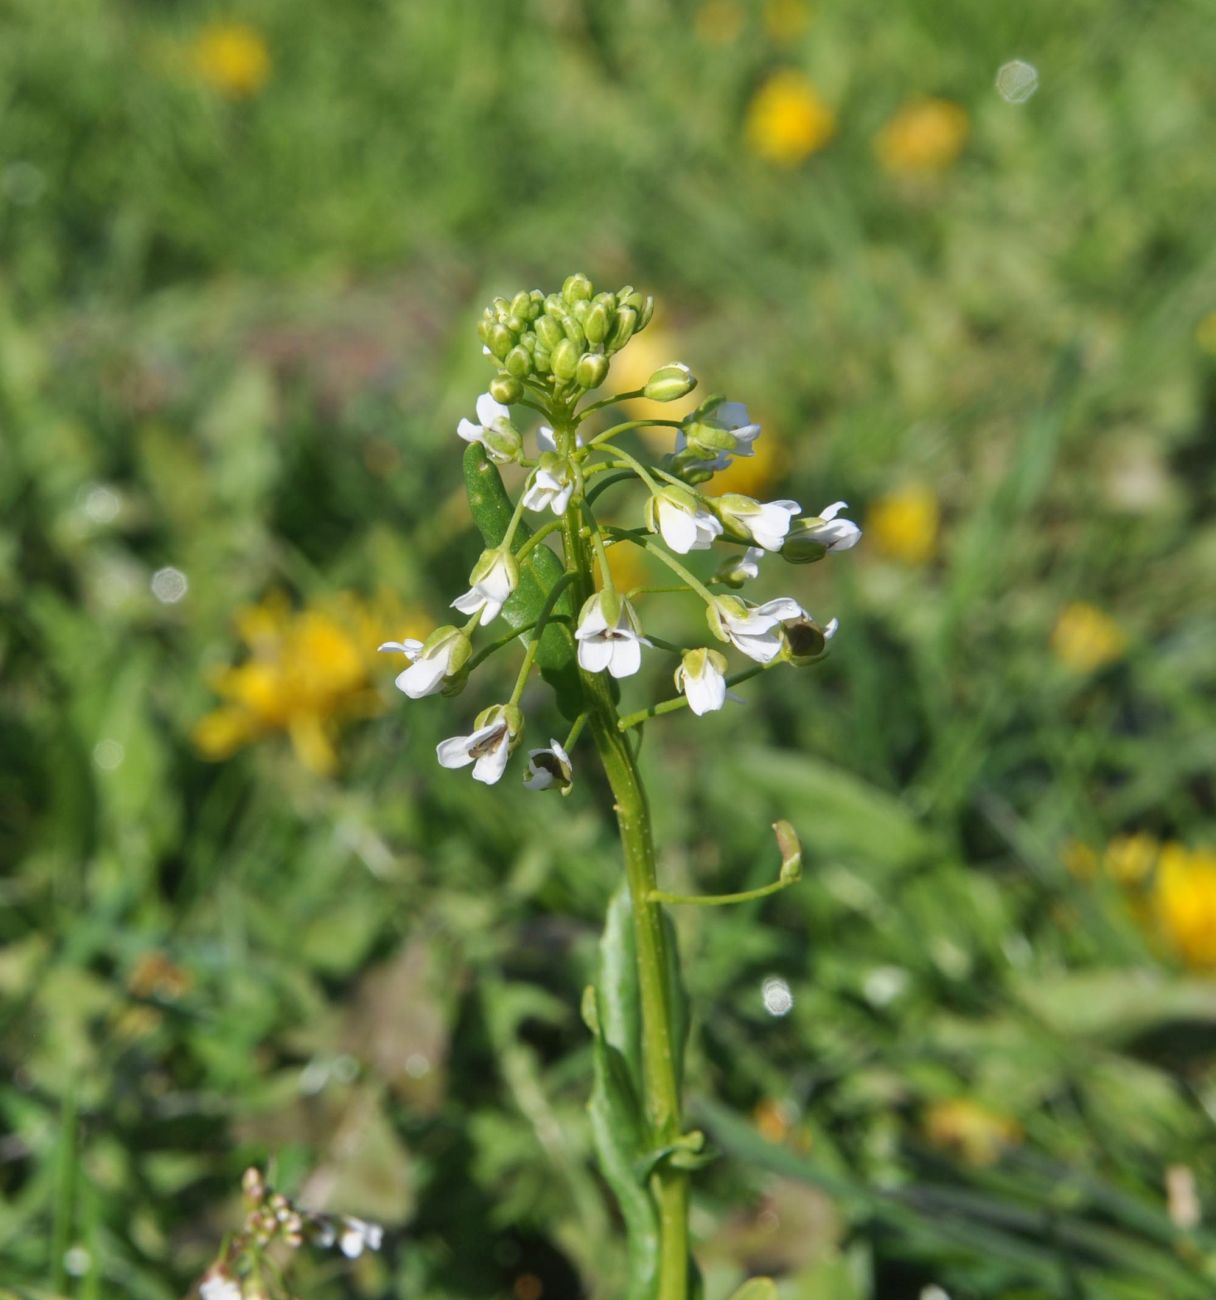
[585,417,682,450]
[649,877,795,907]
[514,516,564,562]
[634,537,719,606]
[556,419,690,1299]
[577,387,645,417]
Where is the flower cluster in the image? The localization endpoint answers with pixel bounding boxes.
[196,1167,383,1298]
[379,275,861,789]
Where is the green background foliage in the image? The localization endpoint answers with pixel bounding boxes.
[2,0,1215,1296]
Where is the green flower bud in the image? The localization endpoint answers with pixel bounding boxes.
[484,423,523,462]
[576,352,610,389]
[535,315,564,351]
[608,305,637,351]
[644,362,696,402]
[570,298,590,322]
[488,324,514,360]
[510,290,533,321]
[472,702,525,744]
[492,296,511,320]
[681,419,736,459]
[637,295,655,331]
[533,348,552,375]
[504,345,533,378]
[562,273,593,306]
[551,337,580,381]
[619,290,645,314]
[615,284,635,304]
[488,372,523,404]
[562,315,587,350]
[583,301,612,344]
[544,293,565,318]
[476,318,493,346]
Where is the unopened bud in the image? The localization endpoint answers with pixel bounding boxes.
[778,522,828,565]
[608,305,637,351]
[488,372,522,404]
[535,315,564,350]
[510,290,533,321]
[504,345,533,378]
[488,324,514,360]
[576,352,610,389]
[551,337,580,381]
[583,300,612,344]
[637,295,655,330]
[562,315,587,350]
[644,362,696,402]
[562,272,594,305]
[533,348,552,375]
[484,423,523,462]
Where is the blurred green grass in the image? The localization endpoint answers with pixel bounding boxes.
[2,0,1216,1296]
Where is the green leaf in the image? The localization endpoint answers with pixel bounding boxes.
[463,443,583,719]
[598,885,642,1093]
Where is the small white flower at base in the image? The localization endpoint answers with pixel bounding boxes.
[675,648,729,715]
[575,592,651,679]
[200,1270,243,1300]
[379,626,471,698]
[678,399,762,470]
[524,739,574,793]
[715,494,801,551]
[337,1216,384,1259]
[451,549,519,627]
[783,501,861,562]
[707,595,807,665]
[522,454,576,515]
[714,545,765,587]
[436,705,523,785]
[645,486,723,554]
[457,393,521,464]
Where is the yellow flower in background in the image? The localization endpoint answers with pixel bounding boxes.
[1154,845,1216,971]
[1064,833,1161,884]
[194,592,414,774]
[710,427,785,497]
[602,541,653,596]
[745,71,835,166]
[764,0,812,44]
[612,324,701,437]
[875,98,969,176]
[1050,602,1126,672]
[925,1098,1021,1166]
[193,21,270,99]
[866,484,938,564]
[696,0,745,44]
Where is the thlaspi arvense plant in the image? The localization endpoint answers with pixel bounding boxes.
[381,274,861,1299]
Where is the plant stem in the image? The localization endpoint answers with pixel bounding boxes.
[557,418,690,1299]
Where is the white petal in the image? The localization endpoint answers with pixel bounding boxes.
[575,600,610,639]
[717,401,750,429]
[524,760,555,790]
[451,587,483,615]
[685,669,726,715]
[436,735,475,768]
[754,597,806,621]
[482,560,515,601]
[819,500,848,520]
[551,482,575,514]
[824,520,862,550]
[378,639,423,659]
[472,737,511,784]
[607,636,642,679]
[478,597,503,626]
[658,501,699,554]
[824,617,839,639]
[456,418,484,444]
[734,629,783,664]
[397,656,448,698]
[536,424,557,453]
[476,393,510,426]
[521,481,551,512]
[578,636,614,673]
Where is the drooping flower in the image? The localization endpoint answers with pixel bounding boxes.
[714,493,801,551]
[524,739,574,793]
[678,399,762,471]
[875,98,969,176]
[714,545,765,587]
[745,70,835,166]
[1050,602,1126,673]
[783,614,838,664]
[707,595,806,664]
[379,625,471,698]
[451,549,518,626]
[675,648,729,715]
[645,486,723,554]
[522,454,577,515]
[193,592,402,774]
[575,592,651,678]
[193,21,270,99]
[457,393,521,463]
[867,484,939,564]
[436,705,523,786]
[783,501,862,561]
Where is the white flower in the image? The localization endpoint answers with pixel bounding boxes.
[337,1216,384,1259]
[707,595,807,665]
[451,549,518,626]
[715,494,801,551]
[524,739,574,793]
[714,545,764,587]
[575,592,651,678]
[457,393,520,464]
[536,424,583,453]
[200,1270,243,1300]
[678,400,762,470]
[674,648,729,715]
[645,486,723,554]
[436,706,522,785]
[786,501,861,558]
[379,626,471,698]
[522,454,576,515]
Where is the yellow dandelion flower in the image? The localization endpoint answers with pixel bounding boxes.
[194,592,416,774]
[1155,846,1216,971]
[875,98,969,176]
[1050,602,1126,672]
[696,0,745,45]
[193,21,270,99]
[925,1098,1021,1166]
[764,0,812,44]
[866,484,939,564]
[745,70,835,166]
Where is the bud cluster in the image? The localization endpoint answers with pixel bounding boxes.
[478,273,655,401]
